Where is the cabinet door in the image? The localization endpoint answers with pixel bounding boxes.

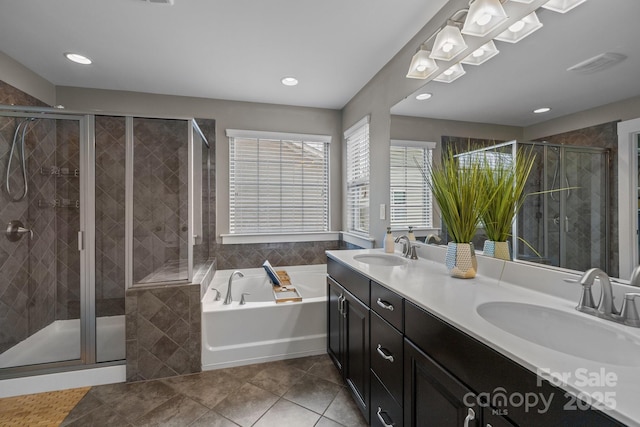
[404,339,479,427]
[327,278,344,374]
[344,290,371,422]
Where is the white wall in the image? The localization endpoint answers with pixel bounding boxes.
[55,86,343,239]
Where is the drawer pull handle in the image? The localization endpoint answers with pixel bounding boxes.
[376,298,394,311]
[463,408,475,427]
[376,406,395,427]
[376,344,394,362]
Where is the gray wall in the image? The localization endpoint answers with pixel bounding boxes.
[0,51,56,106]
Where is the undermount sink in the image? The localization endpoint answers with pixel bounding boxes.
[477,301,640,366]
[353,253,407,267]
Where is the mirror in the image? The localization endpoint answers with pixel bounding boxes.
[390,0,640,279]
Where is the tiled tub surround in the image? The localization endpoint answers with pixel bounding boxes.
[125,282,202,382]
[202,264,327,370]
[327,245,640,427]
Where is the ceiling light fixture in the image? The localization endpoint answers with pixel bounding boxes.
[64,52,92,65]
[461,40,499,65]
[461,0,509,37]
[406,45,439,79]
[429,21,468,61]
[281,76,298,86]
[434,63,466,83]
[416,93,433,100]
[533,107,551,113]
[541,0,587,13]
[495,11,543,43]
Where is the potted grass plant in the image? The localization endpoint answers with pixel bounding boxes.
[421,146,497,279]
[480,148,536,260]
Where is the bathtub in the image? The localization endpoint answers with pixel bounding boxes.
[201,264,327,370]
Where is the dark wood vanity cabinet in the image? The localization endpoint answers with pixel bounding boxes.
[327,261,370,422]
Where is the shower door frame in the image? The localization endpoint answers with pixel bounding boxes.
[618,117,640,279]
[0,107,97,376]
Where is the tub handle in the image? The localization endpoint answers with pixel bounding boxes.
[376,344,394,363]
[240,292,250,305]
[376,298,394,311]
[211,288,221,301]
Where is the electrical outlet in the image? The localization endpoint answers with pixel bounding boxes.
[380,204,386,220]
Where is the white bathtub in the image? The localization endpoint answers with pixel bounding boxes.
[201,264,327,370]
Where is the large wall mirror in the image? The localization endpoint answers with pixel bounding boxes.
[390,0,640,279]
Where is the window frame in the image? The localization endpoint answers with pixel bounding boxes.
[223,129,333,243]
[389,139,436,231]
[345,116,371,236]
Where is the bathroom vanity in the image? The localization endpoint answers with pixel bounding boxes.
[326,247,638,427]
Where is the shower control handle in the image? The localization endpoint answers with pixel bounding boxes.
[6,220,33,242]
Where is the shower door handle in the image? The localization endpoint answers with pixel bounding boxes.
[78,231,84,251]
[565,216,569,233]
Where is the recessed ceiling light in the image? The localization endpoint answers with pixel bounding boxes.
[533,107,551,114]
[415,93,432,101]
[281,77,298,86]
[64,52,92,65]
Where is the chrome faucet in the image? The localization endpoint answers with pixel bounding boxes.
[394,235,411,258]
[575,267,640,327]
[224,271,244,305]
[426,233,442,245]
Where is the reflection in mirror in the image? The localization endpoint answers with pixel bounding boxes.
[390,0,640,279]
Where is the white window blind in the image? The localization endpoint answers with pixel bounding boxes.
[228,132,329,234]
[345,117,370,234]
[390,142,434,229]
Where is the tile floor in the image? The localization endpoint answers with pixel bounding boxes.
[61,354,368,426]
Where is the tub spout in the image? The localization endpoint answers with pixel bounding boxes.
[224,271,244,305]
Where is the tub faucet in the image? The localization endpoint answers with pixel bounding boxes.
[224,271,244,305]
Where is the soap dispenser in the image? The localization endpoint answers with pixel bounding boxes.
[384,227,394,253]
[408,226,416,241]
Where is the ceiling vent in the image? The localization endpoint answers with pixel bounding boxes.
[567,52,627,74]
[141,0,174,4]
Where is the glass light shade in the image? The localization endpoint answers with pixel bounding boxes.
[495,12,543,43]
[406,49,439,79]
[461,0,509,37]
[429,24,468,61]
[541,0,587,13]
[461,40,499,65]
[433,63,466,83]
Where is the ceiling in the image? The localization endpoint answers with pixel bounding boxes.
[391,0,640,127]
[0,0,449,109]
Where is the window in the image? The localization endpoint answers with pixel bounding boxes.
[345,117,370,234]
[227,129,330,234]
[390,140,435,229]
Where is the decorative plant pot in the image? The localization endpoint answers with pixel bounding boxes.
[445,242,477,279]
[483,240,511,261]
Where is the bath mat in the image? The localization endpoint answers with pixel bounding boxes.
[0,386,90,426]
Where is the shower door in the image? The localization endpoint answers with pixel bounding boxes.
[517,144,609,273]
[0,111,93,371]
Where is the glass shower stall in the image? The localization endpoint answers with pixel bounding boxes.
[0,106,212,377]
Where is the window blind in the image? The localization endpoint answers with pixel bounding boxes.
[229,135,329,234]
[390,145,433,229]
[345,118,370,234]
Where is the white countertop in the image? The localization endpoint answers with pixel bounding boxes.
[326,246,640,426]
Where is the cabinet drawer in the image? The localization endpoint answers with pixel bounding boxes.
[371,371,403,427]
[371,280,403,331]
[371,311,403,405]
[328,257,370,305]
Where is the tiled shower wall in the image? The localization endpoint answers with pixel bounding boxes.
[535,122,619,277]
[0,81,57,352]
